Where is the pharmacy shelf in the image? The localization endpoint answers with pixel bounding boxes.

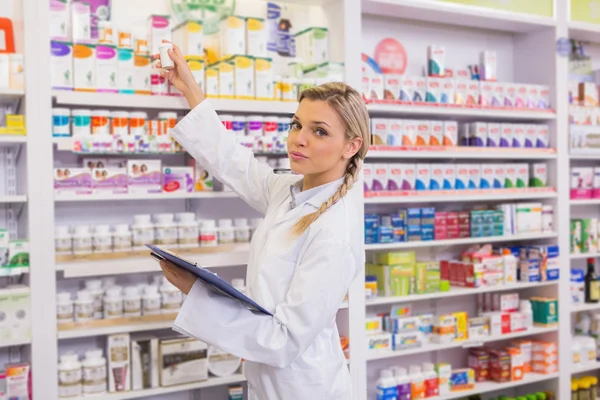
[572,360,600,375]
[0,88,25,97]
[569,21,600,43]
[54,191,239,202]
[571,302,600,313]
[52,90,297,114]
[0,338,30,349]
[366,102,556,121]
[364,232,557,251]
[0,135,26,145]
[570,253,600,260]
[362,0,557,33]
[570,153,600,160]
[366,326,558,361]
[366,147,557,160]
[571,199,600,206]
[68,374,247,400]
[57,314,178,340]
[434,372,558,400]
[0,195,27,203]
[366,281,558,307]
[364,188,557,204]
[56,243,250,278]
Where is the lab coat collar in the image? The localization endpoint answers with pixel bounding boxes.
[289,177,345,210]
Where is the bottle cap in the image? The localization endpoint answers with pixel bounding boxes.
[380,369,393,379]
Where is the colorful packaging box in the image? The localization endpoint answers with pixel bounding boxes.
[416,120,430,146]
[162,167,194,193]
[51,41,74,90]
[127,160,162,194]
[430,120,444,146]
[499,124,513,148]
[92,168,127,194]
[443,121,458,146]
[487,123,500,147]
[415,164,430,191]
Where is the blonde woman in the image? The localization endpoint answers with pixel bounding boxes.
[155,42,369,399]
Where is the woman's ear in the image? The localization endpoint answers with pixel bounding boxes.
[343,137,363,160]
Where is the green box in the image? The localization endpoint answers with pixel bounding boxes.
[389,265,414,296]
[376,251,416,266]
[581,218,598,253]
[571,219,582,254]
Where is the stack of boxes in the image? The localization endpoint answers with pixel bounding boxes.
[570,217,600,254]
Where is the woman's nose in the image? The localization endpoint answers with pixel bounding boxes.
[293,128,309,147]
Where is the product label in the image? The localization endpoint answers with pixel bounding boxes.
[83,365,107,394]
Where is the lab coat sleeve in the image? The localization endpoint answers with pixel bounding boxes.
[173,238,355,368]
[170,100,279,214]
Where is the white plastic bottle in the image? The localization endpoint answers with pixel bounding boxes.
[232,278,246,295]
[502,248,517,284]
[112,224,132,252]
[72,225,92,255]
[160,276,182,313]
[102,277,116,290]
[199,219,218,246]
[103,286,123,319]
[56,292,74,324]
[84,279,104,319]
[176,212,198,248]
[142,285,161,315]
[154,213,177,246]
[92,225,113,253]
[55,226,72,255]
[123,286,142,317]
[132,214,154,250]
[82,349,107,395]
[393,367,411,400]
[520,299,533,330]
[218,218,235,245]
[375,369,398,400]
[58,353,82,398]
[234,218,250,243]
[409,365,425,399]
[75,290,94,322]
[422,362,439,398]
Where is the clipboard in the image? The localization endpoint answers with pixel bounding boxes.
[146,244,273,316]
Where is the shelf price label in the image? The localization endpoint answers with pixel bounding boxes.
[571,0,600,24]
[435,0,554,17]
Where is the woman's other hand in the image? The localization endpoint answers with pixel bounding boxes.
[159,260,197,295]
[152,40,206,109]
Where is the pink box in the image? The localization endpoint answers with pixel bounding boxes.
[162,167,194,193]
[54,168,93,195]
[92,168,128,194]
[571,167,593,199]
[127,160,162,194]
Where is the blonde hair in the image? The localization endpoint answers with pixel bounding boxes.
[291,82,370,236]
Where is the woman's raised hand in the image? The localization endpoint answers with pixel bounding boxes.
[152,40,206,109]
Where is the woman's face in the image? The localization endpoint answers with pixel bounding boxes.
[287,99,360,178]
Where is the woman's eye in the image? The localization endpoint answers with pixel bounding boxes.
[291,122,301,130]
[316,128,328,137]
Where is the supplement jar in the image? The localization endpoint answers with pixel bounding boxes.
[154,213,177,246]
[103,286,123,319]
[92,225,113,254]
[132,214,154,251]
[84,279,104,319]
[123,286,141,317]
[129,112,147,137]
[72,109,92,137]
[56,292,74,324]
[177,212,198,248]
[112,224,132,252]
[82,349,107,395]
[52,108,71,137]
[246,116,264,153]
[160,277,182,312]
[55,226,72,255]
[110,111,129,136]
[73,225,92,255]
[218,219,235,245]
[91,109,110,135]
[199,219,218,246]
[142,285,161,315]
[58,353,82,398]
[263,116,278,153]
[234,218,250,243]
[75,290,94,322]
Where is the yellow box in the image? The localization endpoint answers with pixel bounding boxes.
[376,251,416,266]
[185,56,204,93]
[230,55,254,100]
[246,17,266,57]
[453,311,468,341]
[218,60,234,99]
[172,21,203,57]
[254,57,273,101]
[205,64,219,99]
[220,16,245,59]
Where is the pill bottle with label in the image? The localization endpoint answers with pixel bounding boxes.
[56,292,74,324]
[112,224,132,252]
[161,277,183,312]
[177,212,198,248]
[154,213,177,246]
[53,108,71,137]
[73,225,92,255]
[110,111,129,136]
[263,116,279,153]
[103,286,123,319]
[200,219,218,246]
[75,290,94,322]
[129,112,147,138]
[84,279,104,319]
[82,349,107,395]
[234,218,250,243]
[246,116,264,152]
[58,353,82,398]
[55,226,72,255]
[93,225,113,254]
[218,219,235,245]
[123,286,142,317]
[142,285,161,315]
[91,109,111,135]
[132,214,154,250]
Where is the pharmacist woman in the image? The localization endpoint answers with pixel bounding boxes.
[154,41,369,400]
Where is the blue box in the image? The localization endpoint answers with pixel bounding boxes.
[365,214,380,244]
[379,225,394,243]
[421,207,435,225]
[407,225,421,242]
[407,208,421,224]
[392,213,407,242]
[421,226,434,241]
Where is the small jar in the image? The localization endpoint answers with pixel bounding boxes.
[176,212,198,248]
[52,108,71,137]
[160,277,182,313]
[365,275,377,298]
[103,286,123,319]
[249,218,263,239]
[219,114,234,130]
[92,225,113,254]
[112,224,132,252]
[263,116,278,153]
[72,225,92,255]
[55,226,72,255]
[56,292,74,324]
[246,116,264,153]
[91,109,111,135]
[132,214,154,251]
[123,286,141,317]
[129,112,147,137]
[110,111,129,136]
[218,219,235,245]
[234,218,250,243]
[103,277,116,290]
[75,290,94,322]
[72,109,92,137]
[231,115,246,144]
[142,285,161,315]
[154,213,177,246]
[58,353,82,398]
[281,78,296,102]
[84,279,104,319]
[82,349,107,395]
[199,219,218,246]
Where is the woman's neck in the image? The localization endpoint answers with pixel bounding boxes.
[302,170,345,192]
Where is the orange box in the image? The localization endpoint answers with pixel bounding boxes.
[512,340,532,373]
[531,361,557,375]
[508,347,524,381]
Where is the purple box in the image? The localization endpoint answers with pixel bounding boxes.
[127,160,162,194]
[92,168,127,194]
[54,168,92,195]
[162,167,194,193]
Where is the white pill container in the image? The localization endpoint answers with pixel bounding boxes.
[132,214,154,251]
[158,43,175,69]
[176,212,198,248]
[154,213,177,246]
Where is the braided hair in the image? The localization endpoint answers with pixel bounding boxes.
[291,82,370,236]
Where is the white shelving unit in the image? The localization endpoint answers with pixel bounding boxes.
[364,189,557,204]
[367,148,558,160]
[55,191,239,202]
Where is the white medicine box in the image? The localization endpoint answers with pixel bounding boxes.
[50,41,73,90]
[172,21,204,57]
[159,338,208,386]
[295,27,329,69]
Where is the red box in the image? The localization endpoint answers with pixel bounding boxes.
[458,211,470,224]
[447,212,459,226]
[489,349,511,383]
[468,349,490,382]
[435,227,448,240]
[459,228,471,238]
[440,260,450,281]
[435,212,448,226]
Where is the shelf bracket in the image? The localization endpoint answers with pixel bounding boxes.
[8,344,23,364]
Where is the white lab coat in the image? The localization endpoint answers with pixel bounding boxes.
[170,100,364,400]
